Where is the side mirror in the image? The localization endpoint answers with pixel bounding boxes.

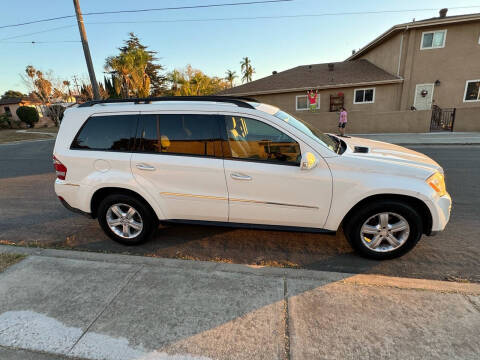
[300,152,318,170]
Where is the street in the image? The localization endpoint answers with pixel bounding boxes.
[0,140,479,282]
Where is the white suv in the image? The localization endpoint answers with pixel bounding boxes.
[53,97,451,259]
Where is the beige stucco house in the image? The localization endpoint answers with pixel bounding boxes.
[220,9,480,133]
[0,97,55,127]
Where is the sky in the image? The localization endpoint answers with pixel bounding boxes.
[0,0,479,95]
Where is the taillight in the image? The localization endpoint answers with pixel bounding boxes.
[53,155,67,180]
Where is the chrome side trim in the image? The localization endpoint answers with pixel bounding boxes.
[160,192,227,201]
[230,198,318,209]
[160,192,318,209]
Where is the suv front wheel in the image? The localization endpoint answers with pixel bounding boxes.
[344,200,423,260]
[97,194,157,245]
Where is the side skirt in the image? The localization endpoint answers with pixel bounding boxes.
[160,219,336,234]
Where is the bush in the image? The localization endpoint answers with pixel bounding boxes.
[0,114,11,129]
[16,106,39,128]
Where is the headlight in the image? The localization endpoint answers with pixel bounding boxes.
[426,172,447,197]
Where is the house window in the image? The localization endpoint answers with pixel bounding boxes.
[4,106,12,117]
[296,95,320,111]
[464,80,480,102]
[421,30,446,49]
[353,88,375,104]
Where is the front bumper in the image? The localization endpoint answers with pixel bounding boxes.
[428,193,452,234]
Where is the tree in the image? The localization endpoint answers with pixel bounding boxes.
[47,104,65,127]
[225,70,237,88]
[22,66,53,103]
[16,106,39,128]
[2,90,25,99]
[105,33,165,97]
[63,81,72,96]
[240,57,255,83]
[105,48,151,98]
[166,65,229,96]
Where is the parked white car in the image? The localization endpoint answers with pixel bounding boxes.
[53,97,451,259]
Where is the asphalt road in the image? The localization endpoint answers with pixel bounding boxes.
[0,139,479,282]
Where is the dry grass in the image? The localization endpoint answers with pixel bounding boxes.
[0,128,57,144]
[0,253,26,272]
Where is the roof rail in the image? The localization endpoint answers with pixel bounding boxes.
[77,96,258,109]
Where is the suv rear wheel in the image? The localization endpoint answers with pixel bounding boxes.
[344,200,423,260]
[97,194,157,245]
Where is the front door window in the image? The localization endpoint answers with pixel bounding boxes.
[225,116,301,165]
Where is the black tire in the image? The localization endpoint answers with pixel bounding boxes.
[97,193,158,245]
[343,200,423,260]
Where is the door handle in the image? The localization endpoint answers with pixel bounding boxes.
[231,173,252,181]
[136,163,156,171]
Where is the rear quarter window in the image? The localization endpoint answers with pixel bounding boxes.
[71,115,137,151]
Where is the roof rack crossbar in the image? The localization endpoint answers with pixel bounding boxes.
[77,96,257,109]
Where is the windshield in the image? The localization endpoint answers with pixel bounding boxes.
[273,110,340,153]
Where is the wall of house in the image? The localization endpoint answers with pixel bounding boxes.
[252,83,403,117]
[0,104,22,122]
[404,21,480,110]
[360,20,480,111]
[251,91,431,133]
[453,107,480,131]
[295,110,431,134]
[358,32,403,76]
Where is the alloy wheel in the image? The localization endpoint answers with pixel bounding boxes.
[360,212,410,253]
[106,203,143,239]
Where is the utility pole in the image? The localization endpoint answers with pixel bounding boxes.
[73,0,100,100]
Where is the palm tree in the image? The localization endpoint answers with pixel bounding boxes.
[240,57,255,83]
[225,70,237,88]
[105,48,152,98]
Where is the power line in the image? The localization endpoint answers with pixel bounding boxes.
[87,5,480,25]
[0,40,80,44]
[0,0,293,29]
[2,4,480,44]
[0,25,76,41]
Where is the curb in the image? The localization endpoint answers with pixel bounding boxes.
[2,245,480,295]
[0,138,55,146]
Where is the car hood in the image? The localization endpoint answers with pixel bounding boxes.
[338,136,442,175]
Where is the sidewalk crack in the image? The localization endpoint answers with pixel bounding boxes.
[67,265,144,354]
[283,275,291,360]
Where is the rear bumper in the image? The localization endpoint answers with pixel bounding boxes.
[55,180,92,216]
[58,197,92,218]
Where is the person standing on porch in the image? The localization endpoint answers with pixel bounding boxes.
[338,107,347,136]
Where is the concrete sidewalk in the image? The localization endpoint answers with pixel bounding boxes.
[0,246,479,360]
[350,131,480,145]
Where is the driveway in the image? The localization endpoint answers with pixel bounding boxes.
[0,140,479,282]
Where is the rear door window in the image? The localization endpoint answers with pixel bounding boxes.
[71,115,137,151]
[135,114,223,157]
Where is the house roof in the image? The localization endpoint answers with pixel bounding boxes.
[347,11,480,60]
[0,97,40,105]
[218,59,402,96]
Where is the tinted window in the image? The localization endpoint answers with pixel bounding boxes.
[71,115,137,151]
[136,114,222,157]
[225,116,300,165]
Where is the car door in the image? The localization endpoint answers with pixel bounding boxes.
[222,114,332,229]
[131,112,228,222]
